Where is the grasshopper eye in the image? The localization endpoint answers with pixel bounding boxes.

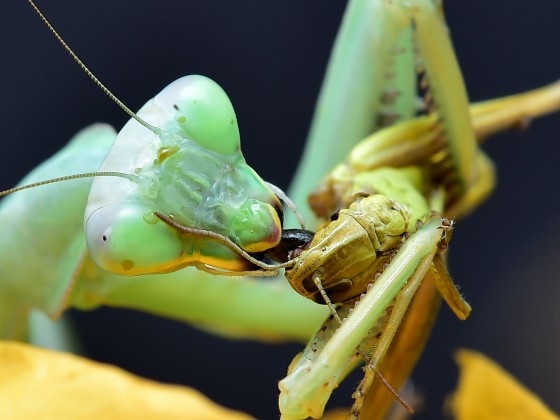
[85,203,184,275]
[156,75,241,155]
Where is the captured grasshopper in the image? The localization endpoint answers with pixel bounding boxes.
[3,0,560,418]
[272,1,560,418]
[279,80,560,418]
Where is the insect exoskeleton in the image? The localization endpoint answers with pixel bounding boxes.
[285,166,432,304]
[85,75,284,276]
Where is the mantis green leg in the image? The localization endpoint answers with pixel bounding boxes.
[0,124,115,340]
[288,0,417,228]
[71,261,327,342]
[411,0,478,200]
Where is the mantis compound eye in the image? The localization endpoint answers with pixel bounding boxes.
[229,199,282,253]
[85,203,184,275]
[156,75,241,155]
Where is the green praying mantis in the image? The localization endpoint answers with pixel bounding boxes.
[1,0,560,416]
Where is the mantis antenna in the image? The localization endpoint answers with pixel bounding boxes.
[24,0,306,231]
[17,1,306,276]
[0,172,138,198]
[26,0,162,137]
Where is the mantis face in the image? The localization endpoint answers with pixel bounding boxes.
[85,75,284,275]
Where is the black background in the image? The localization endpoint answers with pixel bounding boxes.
[2,1,560,418]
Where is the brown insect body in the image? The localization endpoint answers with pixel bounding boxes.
[285,194,410,303]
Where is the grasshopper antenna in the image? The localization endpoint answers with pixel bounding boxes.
[26,0,163,137]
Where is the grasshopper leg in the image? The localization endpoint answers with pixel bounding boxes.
[279,216,446,419]
[353,220,471,419]
[359,278,441,419]
[349,242,435,418]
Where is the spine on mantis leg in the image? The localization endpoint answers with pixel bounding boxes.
[410,0,478,207]
[288,0,418,228]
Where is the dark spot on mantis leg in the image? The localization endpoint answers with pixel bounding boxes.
[173,104,179,110]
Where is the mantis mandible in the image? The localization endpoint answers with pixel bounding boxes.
[2,0,560,418]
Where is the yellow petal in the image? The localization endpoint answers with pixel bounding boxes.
[0,341,253,420]
[452,349,558,420]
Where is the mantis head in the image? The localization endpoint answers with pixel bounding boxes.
[84,75,284,276]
